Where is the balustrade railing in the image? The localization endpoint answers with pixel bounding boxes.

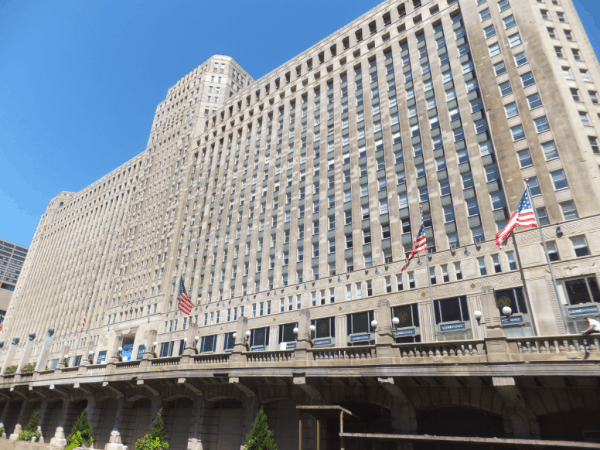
[1,334,598,386]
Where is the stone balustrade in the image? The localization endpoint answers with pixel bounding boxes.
[0,335,598,388]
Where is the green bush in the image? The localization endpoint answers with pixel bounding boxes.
[22,363,35,371]
[135,409,169,450]
[0,428,4,437]
[5,366,17,374]
[244,408,277,450]
[17,411,41,441]
[66,409,94,449]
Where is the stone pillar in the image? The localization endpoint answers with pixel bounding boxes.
[87,397,102,448]
[493,377,540,440]
[17,332,37,372]
[241,396,259,450]
[268,325,278,351]
[230,316,249,367]
[108,334,124,364]
[9,400,28,440]
[2,338,20,375]
[37,398,50,443]
[481,287,510,362]
[0,401,10,437]
[294,310,311,366]
[187,394,204,450]
[376,299,395,364]
[36,329,55,372]
[49,398,70,447]
[106,397,125,450]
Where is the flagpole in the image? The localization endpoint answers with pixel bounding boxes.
[168,272,179,356]
[510,234,539,336]
[420,205,437,342]
[524,180,568,334]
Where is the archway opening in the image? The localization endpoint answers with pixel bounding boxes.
[540,410,600,443]
[417,407,505,450]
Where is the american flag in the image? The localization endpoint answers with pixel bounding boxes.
[401,221,427,272]
[177,276,194,315]
[495,188,537,249]
[81,300,90,332]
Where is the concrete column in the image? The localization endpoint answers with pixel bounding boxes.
[9,400,28,440]
[0,401,10,437]
[187,394,204,450]
[493,377,540,440]
[36,398,50,443]
[268,325,278,351]
[231,316,248,367]
[87,397,103,448]
[49,398,70,447]
[481,286,510,362]
[376,299,394,364]
[241,396,259,449]
[106,397,125,450]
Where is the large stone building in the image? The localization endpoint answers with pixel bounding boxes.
[0,239,28,326]
[1,0,600,448]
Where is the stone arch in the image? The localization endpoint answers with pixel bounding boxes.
[407,385,505,417]
[204,385,246,404]
[125,387,156,403]
[40,399,63,442]
[162,385,194,402]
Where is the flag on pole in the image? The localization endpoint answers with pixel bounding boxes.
[495,188,537,249]
[177,276,194,315]
[401,221,427,272]
[81,300,90,332]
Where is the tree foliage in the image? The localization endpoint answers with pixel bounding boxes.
[136,409,169,450]
[244,408,277,450]
[66,408,94,450]
[17,411,41,441]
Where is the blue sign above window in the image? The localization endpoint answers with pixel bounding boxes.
[350,333,372,343]
[501,315,524,325]
[395,328,416,337]
[439,322,466,332]
[568,305,599,317]
[286,342,297,350]
[314,338,332,347]
[251,346,266,352]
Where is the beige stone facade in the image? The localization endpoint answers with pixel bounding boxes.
[0,239,28,326]
[1,0,600,448]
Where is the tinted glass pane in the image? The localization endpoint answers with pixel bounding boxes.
[315,318,332,338]
[352,312,370,334]
[393,305,414,328]
[565,279,591,305]
[281,323,297,342]
[252,327,268,346]
[439,298,461,322]
[588,277,600,303]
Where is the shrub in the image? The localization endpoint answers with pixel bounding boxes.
[5,366,17,374]
[0,428,4,437]
[66,409,94,449]
[17,411,41,441]
[22,364,35,372]
[135,409,169,450]
[244,408,277,450]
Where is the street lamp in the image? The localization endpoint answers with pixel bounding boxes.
[309,324,316,340]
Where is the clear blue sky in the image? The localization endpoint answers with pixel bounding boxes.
[0,0,599,248]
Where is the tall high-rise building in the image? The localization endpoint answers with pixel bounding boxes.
[0,239,28,325]
[1,0,600,448]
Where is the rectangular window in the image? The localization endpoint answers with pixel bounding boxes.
[489,43,501,57]
[480,8,491,21]
[507,251,517,270]
[478,257,487,276]
[571,236,590,257]
[551,169,568,190]
[546,241,560,262]
[484,25,496,38]
[500,81,512,96]
[434,296,470,324]
[535,116,550,132]
[494,61,506,76]
[561,201,578,220]
[589,137,599,154]
[580,112,591,126]
[527,93,542,109]
[511,125,525,141]
[518,149,532,167]
[536,206,550,226]
[503,15,516,29]
[521,72,535,87]
[509,33,522,47]
[514,51,527,66]
[498,0,510,11]
[528,177,541,196]
[505,102,519,118]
